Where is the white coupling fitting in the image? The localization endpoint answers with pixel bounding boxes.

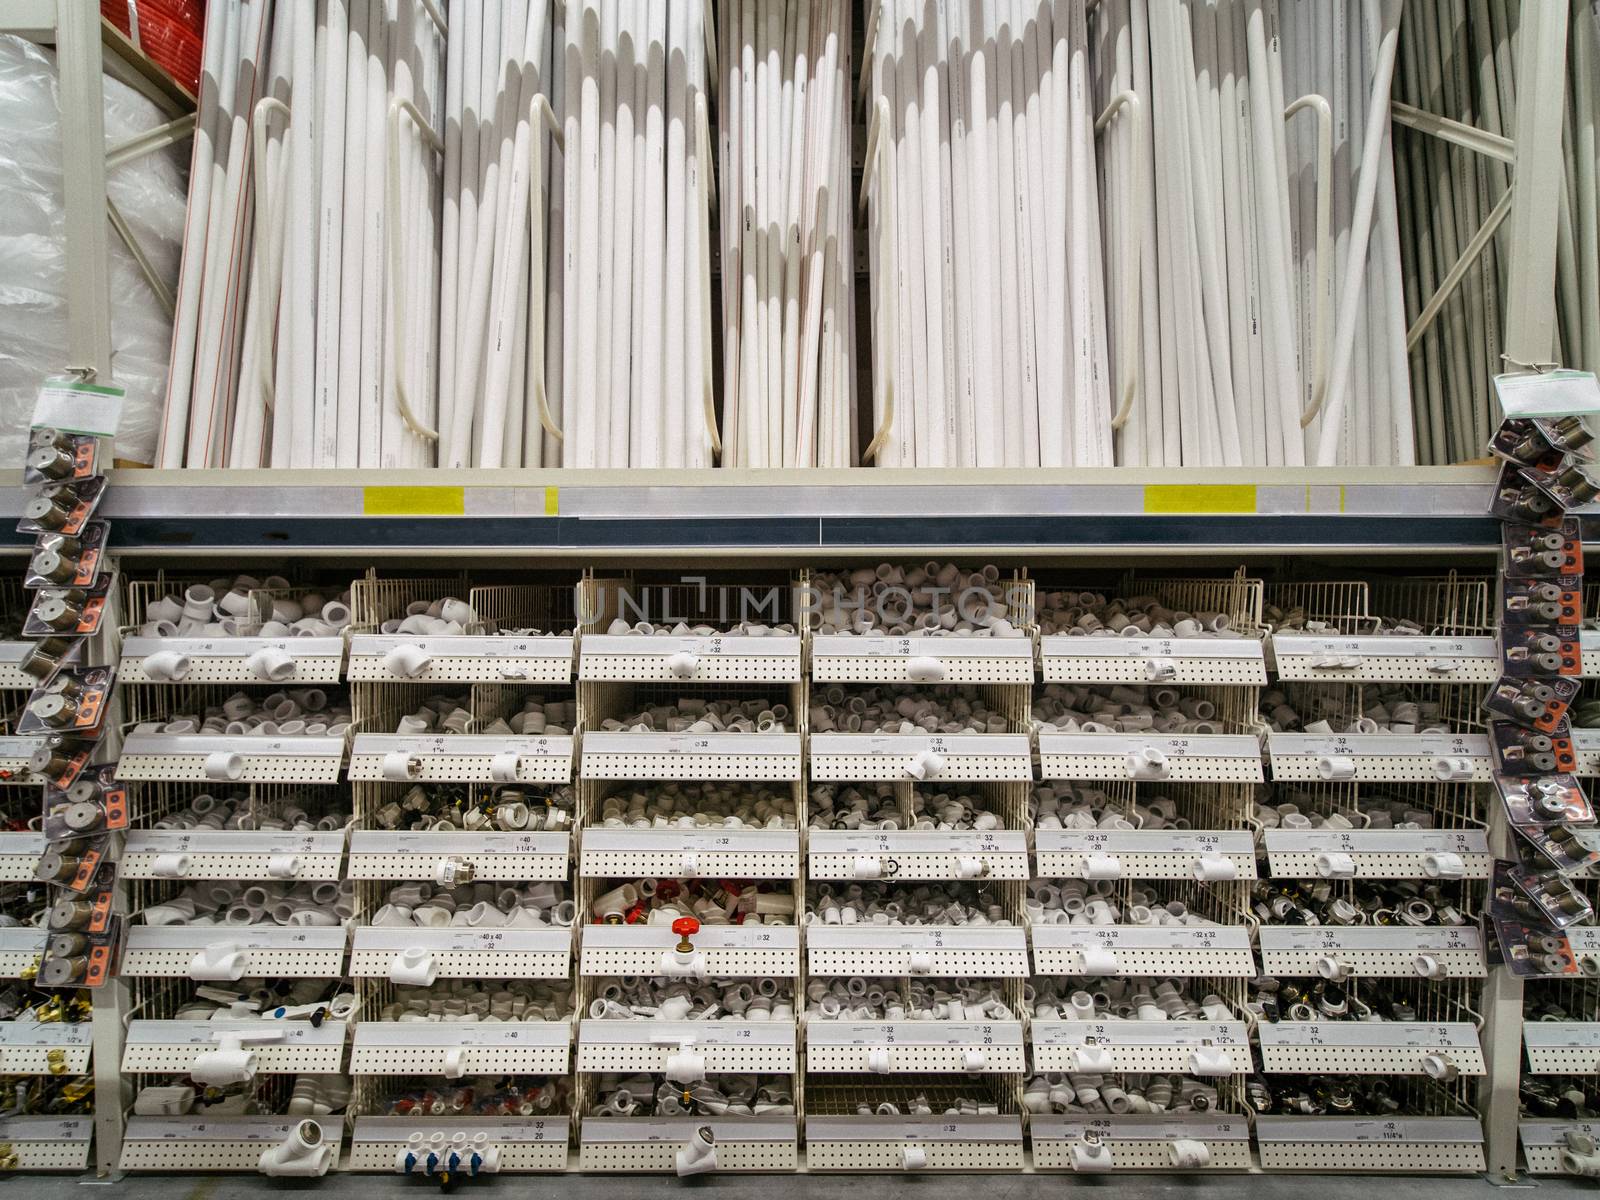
[853,856,883,880]
[902,1144,928,1170]
[1562,1132,1600,1177]
[488,752,523,783]
[1421,1052,1458,1082]
[381,752,423,781]
[1079,854,1122,881]
[1317,756,1357,781]
[1169,1138,1211,1169]
[1432,757,1474,782]
[956,855,987,879]
[151,853,192,879]
[266,854,301,880]
[1188,1047,1234,1076]
[1081,945,1120,975]
[1316,956,1352,983]
[1414,954,1448,981]
[666,651,701,679]
[906,656,946,682]
[1192,854,1238,881]
[258,1119,333,1177]
[867,1047,892,1073]
[141,649,192,682]
[203,751,245,782]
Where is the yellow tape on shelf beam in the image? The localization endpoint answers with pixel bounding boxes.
[1142,485,1258,514]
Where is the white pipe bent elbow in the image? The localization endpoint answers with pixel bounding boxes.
[246,645,297,681]
[383,643,433,678]
[141,650,192,682]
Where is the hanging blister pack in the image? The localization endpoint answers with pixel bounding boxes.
[1502,518,1584,579]
[1489,720,1578,777]
[16,667,115,739]
[42,767,127,841]
[1496,774,1593,826]
[25,522,110,591]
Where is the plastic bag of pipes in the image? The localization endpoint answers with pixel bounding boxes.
[0,34,186,468]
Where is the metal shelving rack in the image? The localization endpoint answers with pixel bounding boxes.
[0,0,1587,1184]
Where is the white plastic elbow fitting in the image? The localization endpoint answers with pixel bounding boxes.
[907,656,946,682]
[246,646,297,682]
[1169,1139,1211,1169]
[666,651,700,679]
[141,649,192,682]
[383,644,433,678]
[1189,1047,1234,1076]
[1423,852,1466,879]
[906,750,945,781]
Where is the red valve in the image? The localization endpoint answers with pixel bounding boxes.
[671,916,700,952]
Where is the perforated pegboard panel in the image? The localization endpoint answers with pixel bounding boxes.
[577,1019,796,1072]
[1272,634,1499,683]
[1041,635,1266,686]
[119,1118,345,1173]
[579,830,799,880]
[1030,1116,1252,1171]
[0,930,47,979]
[803,1116,1025,1171]
[347,634,575,683]
[806,928,1030,977]
[811,635,1035,684]
[1034,830,1257,881]
[1575,729,1600,776]
[348,831,569,881]
[581,733,803,782]
[1030,1020,1251,1074]
[809,850,1030,881]
[579,1117,797,1172]
[1257,927,1487,978]
[1037,734,1265,783]
[120,637,346,684]
[0,833,45,882]
[1257,1022,1486,1075]
[0,738,44,785]
[350,1023,571,1076]
[579,634,801,684]
[804,1020,1026,1072]
[0,1117,92,1170]
[1521,1120,1600,1173]
[117,734,347,784]
[347,1117,569,1172]
[1263,829,1492,880]
[579,926,799,978]
[1583,629,1600,679]
[121,1019,348,1074]
[0,1031,91,1075]
[349,934,570,980]
[810,734,1032,783]
[1523,1023,1600,1074]
[120,926,348,978]
[1031,927,1258,978]
[347,734,574,783]
[1265,733,1493,783]
[1253,1116,1485,1172]
[122,830,346,882]
[0,644,34,691]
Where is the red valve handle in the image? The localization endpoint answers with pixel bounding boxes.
[671,916,700,953]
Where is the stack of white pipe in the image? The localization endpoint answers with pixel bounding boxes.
[1282,0,1413,467]
[718,1,856,467]
[160,1,448,469]
[553,0,717,468]
[1095,0,1324,467]
[439,0,557,467]
[864,1,1113,468]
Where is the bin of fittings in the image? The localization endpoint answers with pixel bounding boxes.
[119,573,350,685]
[1580,583,1600,677]
[578,1072,799,1172]
[1262,573,1497,783]
[0,1074,95,1170]
[1518,968,1600,1174]
[1029,976,1253,1077]
[345,1075,571,1175]
[809,781,1030,881]
[1256,781,1493,881]
[1267,574,1499,685]
[120,783,351,882]
[349,781,574,883]
[119,1072,347,1174]
[0,795,47,884]
[0,883,60,980]
[0,979,93,1077]
[1035,781,1259,883]
[1028,1072,1253,1172]
[576,875,800,1171]
[120,976,355,1084]
[1028,877,1257,980]
[346,574,576,686]
[802,1077,1022,1171]
[120,870,354,984]
[1249,1074,1485,1172]
[1036,569,1266,687]
[803,976,1026,1075]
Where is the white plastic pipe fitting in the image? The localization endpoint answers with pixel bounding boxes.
[1125,747,1169,780]
[664,1047,707,1085]
[902,1144,928,1170]
[381,752,423,781]
[1423,851,1467,879]
[141,649,192,682]
[1414,954,1448,981]
[203,752,246,782]
[489,752,523,783]
[1074,1046,1115,1072]
[247,645,297,682]
[1189,1047,1234,1076]
[675,1127,718,1177]
[384,644,433,678]
[1432,757,1473,781]
[1080,854,1123,881]
[1081,945,1120,974]
[390,948,438,987]
[188,942,247,981]
[1316,956,1352,983]
[1071,1138,1114,1172]
[258,1119,334,1177]
[666,650,701,679]
[151,853,192,878]
[905,750,945,781]
[1315,852,1357,879]
[1192,854,1238,881]
[1169,1138,1211,1169]
[1317,755,1358,780]
[906,655,946,682]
